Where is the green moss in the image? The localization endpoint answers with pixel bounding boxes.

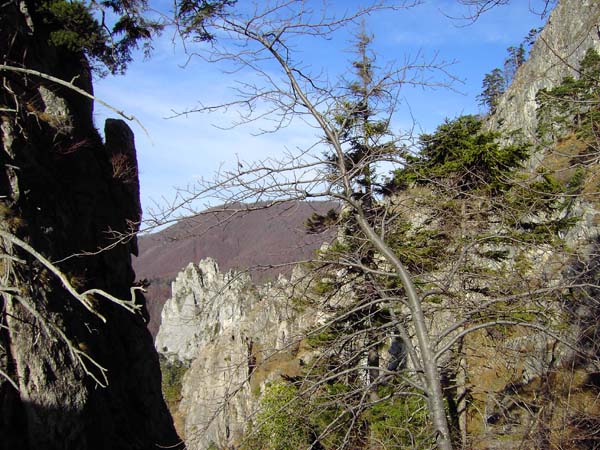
[513,251,533,277]
[425,295,443,304]
[290,295,315,312]
[508,310,538,322]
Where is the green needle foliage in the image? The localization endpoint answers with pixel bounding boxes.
[478,68,506,114]
[35,0,162,75]
[176,0,237,41]
[537,48,600,145]
[391,115,529,193]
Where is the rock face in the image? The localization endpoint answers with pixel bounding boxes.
[157,258,322,449]
[156,258,257,362]
[488,0,600,142]
[0,3,180,449]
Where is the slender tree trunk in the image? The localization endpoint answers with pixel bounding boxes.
[253,29,453,450]
[457,350,468,448]
[355,213,453,450]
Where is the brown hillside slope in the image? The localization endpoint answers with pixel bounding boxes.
[134,201,338,336]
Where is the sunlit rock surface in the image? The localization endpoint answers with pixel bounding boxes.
[157,258,323,449]
[488,0,600,143]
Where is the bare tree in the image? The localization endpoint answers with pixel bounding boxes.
[148,1,600,449]
[454,0,556,21]
[156,1,461,449]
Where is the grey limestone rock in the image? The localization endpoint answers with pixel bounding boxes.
[157,259,322,449]
[488,0,600,145]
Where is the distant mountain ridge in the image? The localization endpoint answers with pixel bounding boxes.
[134,201,338,336]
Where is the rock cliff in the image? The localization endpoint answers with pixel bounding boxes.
[157,258,323,449]
[488,0,600,143]
[156,258,258,363]
[135,200,338,337]
[0,3,180,449]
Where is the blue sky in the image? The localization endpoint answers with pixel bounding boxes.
[93,0,551,218]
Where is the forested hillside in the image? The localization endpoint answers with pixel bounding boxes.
[135,201,338,336]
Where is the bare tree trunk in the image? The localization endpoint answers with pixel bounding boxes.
[355,213,453,450]
[172,4,457,448]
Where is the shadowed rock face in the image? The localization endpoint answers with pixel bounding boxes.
[0,4,180,449]
[135,201,338,336]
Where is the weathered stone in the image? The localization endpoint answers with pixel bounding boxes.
[156,258,256,362]
[0,3,180,449]
[157,259,322,449]
[488,0,600,145]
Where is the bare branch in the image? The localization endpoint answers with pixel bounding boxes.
[0,64,149,136]
[0,230,142,322]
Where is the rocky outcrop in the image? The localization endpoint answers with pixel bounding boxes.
[135,200,338,337]
[0,3,180,449]
[156,258,258,362]
[488,0,600,143]
[157,258,323,449]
